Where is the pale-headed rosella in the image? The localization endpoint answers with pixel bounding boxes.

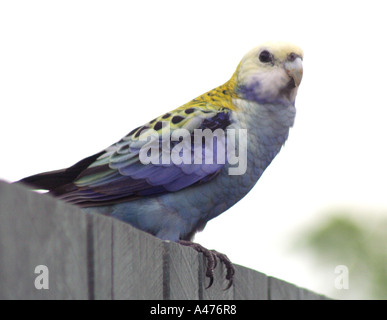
[20,42,303,287]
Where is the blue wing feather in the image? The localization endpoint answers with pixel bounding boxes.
[56,108,232,207]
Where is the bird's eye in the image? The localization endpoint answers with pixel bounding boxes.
[288,53,297,62]
[259,50,272,63]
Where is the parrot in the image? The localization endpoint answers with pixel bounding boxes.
[19,42,303,288]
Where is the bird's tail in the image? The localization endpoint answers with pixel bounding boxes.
[19,168,70,190]
[17,151,105,194]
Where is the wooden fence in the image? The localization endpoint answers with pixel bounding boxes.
[0,180,328,300]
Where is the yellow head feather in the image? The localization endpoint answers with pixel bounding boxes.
[179,41,303,112]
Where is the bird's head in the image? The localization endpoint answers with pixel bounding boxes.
[234,41,303,106]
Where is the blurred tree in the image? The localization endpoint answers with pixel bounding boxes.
[294,210,387,299]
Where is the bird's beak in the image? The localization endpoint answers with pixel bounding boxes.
[285,57,303,87]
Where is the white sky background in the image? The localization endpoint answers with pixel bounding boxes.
[1,0,387,297]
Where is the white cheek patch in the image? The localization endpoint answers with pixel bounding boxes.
[244,68,290,103]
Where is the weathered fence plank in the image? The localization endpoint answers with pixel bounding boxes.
[299,287,328,300]
[162,241,200,300]
[112,218,164,299]
[233,265,268,300]
[0,181,89,299]
[268,277,301,300]
[0,180,327,300]
[90,213,113,300]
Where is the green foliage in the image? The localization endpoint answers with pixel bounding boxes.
[296,210,387,299]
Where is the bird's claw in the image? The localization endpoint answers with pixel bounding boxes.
[209,250,235,290]
[177,240,234,290]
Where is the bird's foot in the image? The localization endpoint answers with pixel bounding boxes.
[177,240,235,290]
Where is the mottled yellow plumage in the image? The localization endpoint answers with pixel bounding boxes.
[182,67,240,111]
[129,81,238,138]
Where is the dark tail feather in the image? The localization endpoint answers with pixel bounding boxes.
[19,168,71,190]
[18,151,105,191]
